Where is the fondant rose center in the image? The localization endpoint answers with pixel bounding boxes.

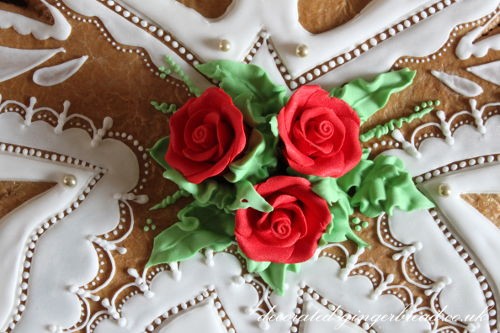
[316,120,334,138]
[192,125,209,144]
[272,217,292,238]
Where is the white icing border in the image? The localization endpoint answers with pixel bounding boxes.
[0,96,149,333]
[383,114,500,333]
[56,0,499,88]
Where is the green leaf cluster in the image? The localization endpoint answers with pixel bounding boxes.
[147,60,429,296]
[147,203,235,267]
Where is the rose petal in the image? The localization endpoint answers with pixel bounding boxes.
[165,87,246,184]
[236,233,295,262]
[254,176,312,197]
[181,146,218,162]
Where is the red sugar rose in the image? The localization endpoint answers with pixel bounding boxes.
[277,85,362,178]
[165,87,246,184]
[235,176,331,264]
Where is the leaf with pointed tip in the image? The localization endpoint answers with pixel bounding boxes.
[150,136,272,212]
[147,203,234,267]
[246,259,271,273]
[337,149,373,192]
[258,263,301,295]
[331,68,416,122]
[225,129,278,184]
[350,155,434,217]
[197,60,288,125]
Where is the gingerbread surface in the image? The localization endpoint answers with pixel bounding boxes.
[0,1,499,333]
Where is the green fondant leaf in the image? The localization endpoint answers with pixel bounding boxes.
[238,249,271,273]
[324,204,368,248]
[287,263,301,273]
[337,149,373,192]
[310,176,351,209]
[150,137,271,212]
[225,129,278,184]
[238,252,301,295]
[147,203,234,267]
[259,263,287,295]
[350,155,434,217]
[149,136,170,170]
[196,60,288,125]
[305,174,367,248]
[330,68,416,122]
[246,259,271,273]
[228,180,273,212]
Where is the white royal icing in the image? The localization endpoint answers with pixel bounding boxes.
[0,97,147,333]
[0,46,65,83]
[467,60,500,86]
[33,55,89,87]
[0,0,71,41]
[384,115,500,333]
[88,113,500,333]
[58,0,499,88]
[0,2,498,332]
[456,13,500,60]
[431,70,484,97]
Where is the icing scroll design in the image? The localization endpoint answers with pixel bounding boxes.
[381,113,500,333]
[390,99,500,156]
[89,244,451,333]
[456,12,500,60]
[33,55,89,87]
[0,46,65,83]
[0,96,149,333]
[56,0,500,88]
[0,0,71,40]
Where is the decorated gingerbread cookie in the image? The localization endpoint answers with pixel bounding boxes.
[0,1,499,333]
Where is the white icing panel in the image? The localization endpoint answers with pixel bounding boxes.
[0,99,145,332]
[59,0,499,87]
